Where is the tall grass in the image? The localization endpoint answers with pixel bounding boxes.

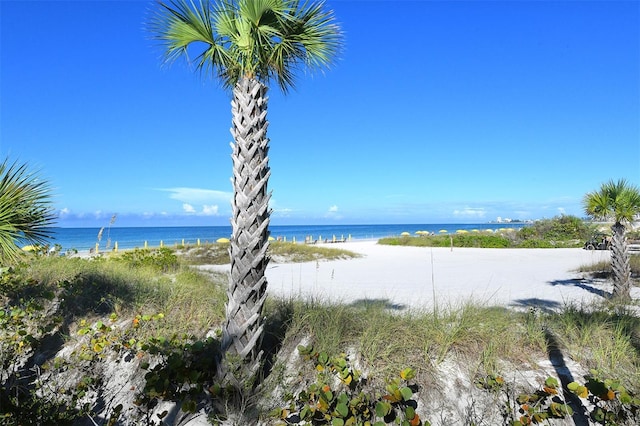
[277,299,551,384]
[546,303,640,387]
[181,241,360,265]
[24,253,227,339]
[578,253,640,277]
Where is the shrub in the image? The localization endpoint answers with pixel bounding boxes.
[112,248,179,273]
[379,234,511,248]
[518,215,593,242]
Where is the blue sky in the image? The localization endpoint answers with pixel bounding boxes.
[1,0,638,228]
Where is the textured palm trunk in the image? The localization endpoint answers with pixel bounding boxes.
[221,77,271,383]
[610,222,631,300]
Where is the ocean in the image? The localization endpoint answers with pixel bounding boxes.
[45,223,529,252]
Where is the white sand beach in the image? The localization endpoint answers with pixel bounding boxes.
[256,240,629,311]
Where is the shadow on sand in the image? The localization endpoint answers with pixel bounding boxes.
[548,278,611,299]
[510,298,563,313]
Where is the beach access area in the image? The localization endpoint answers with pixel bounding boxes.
[204,240,633,311]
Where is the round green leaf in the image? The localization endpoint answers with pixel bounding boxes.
[375,401,391,417]
[400,386,413,401]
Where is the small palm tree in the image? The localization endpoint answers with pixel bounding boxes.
[583,179,640,300]
[150,0,341,382]
[0,158,55,265]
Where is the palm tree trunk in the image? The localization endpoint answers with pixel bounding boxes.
[610,222,632,300]
[221,77,271,384]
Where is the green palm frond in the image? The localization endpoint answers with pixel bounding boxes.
[583,178,640,225]
[150,0,228,78]
[0,159,55,264]
[150,0,342,91]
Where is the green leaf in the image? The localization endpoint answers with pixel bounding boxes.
[400,386,413,401]
[375,401,391,417]
[332,418,344,426]
[619,391,632,405]
[297,344,312,355]
[405,406,415,420]
[545,377,559,388]
[400,367,416,380]
[300,405,313,420]
[568,381,588,398]
[336,402,348,418]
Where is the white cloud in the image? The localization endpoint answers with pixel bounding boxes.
[59,207,70,217]
[453,207,486,217]
[557,207,566,215]
[328,205,339,212]
[202,205,219,216]
[183,203,196,213]
[161,187,232,204]
[94,210,109,219]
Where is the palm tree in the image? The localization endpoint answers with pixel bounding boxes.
[583,179,640,300]
[0,158,55,265]
[150,0,341,382]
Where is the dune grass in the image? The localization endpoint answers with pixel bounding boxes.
[578,253,640,277]
[21,251,227,339]
[180,241,360,265]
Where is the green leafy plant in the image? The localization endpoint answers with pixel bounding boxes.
[272,345,427,425]
[512,377,573,425]
[568,370,640,425]
[113,248,179,273]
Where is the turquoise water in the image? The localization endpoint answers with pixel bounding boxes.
[46,223,528,252]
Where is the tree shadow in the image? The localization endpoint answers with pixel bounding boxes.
[260,298,295,380]
[544,329,590,425]
[548,278,611,299]
[510,298,563,313]
[347,298,407,311]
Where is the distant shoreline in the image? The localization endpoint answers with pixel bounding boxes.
[47,223,530,253]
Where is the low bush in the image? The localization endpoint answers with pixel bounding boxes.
[379,234,511,248]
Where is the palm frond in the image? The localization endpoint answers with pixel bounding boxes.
[583,178,640,225]
[149,0,342,92]
[0,159,55,264]
[150,0,230,80]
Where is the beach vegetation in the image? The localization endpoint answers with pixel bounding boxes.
[149,0,343,388]
[0,158,56,265]
[379,215,597,249]
[579,254,640,278]
[1,246,640,424]
[583,179,640,300]
[180,241,360,265]
[272,346,424,425]
[379,233,511,248]
[519,214,593,242]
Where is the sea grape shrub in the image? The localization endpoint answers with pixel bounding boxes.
[517,215,592,242]
[513,377,573,425]
[271,345,427,425]
[568,371,640,425]
[114,248,179,273]
[477,372,640,426]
